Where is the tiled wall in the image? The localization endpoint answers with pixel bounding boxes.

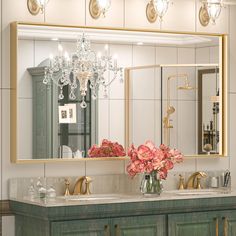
[0,1,235,235]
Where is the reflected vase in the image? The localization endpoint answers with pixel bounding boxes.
[140,171,163,196]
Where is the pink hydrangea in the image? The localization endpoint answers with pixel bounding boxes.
[88,139,126,158]
[127,141,184,179]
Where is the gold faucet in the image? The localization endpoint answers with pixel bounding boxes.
[186,172,207,189]
[73,176,92,195]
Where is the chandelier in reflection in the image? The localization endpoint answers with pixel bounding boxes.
[43,34,123,108]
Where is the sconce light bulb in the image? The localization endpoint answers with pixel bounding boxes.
[97,0,111,10]
[97,52,102,58]
[49,54,54,60]
[207,0,222,24]
[36,0,49,6]
[104,44,109,51]
[58,44,63,52]
[153,0,170,19]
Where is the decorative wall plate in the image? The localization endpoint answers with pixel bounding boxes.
[146,1,158,23]
[89,0,101,19]
[27,0,41,16]
[199,5,210,27]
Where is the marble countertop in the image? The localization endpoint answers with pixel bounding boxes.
[10,189,236,208]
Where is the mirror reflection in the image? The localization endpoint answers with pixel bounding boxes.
[13,22,225,161]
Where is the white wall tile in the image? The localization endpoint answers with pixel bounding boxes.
[154,100,162,146]
[178,48,195,64]
[45,0,85,25]
[210,46,219,64]
[109,100,125,146]
[230,94,236,189]
[177,101,196,155]
[0,90,2,199]
[2,216,15,236]
[86,160,125,175]
[86,0,124,27]
[109,44,132,99]
[132,100,155,146]
[1,90,44,199]
[45,162,86,177]
[196,2,229,34]
[18,40,34,98]
[133,45,156,66]
[98,99,109,142]
[125,0,160,29]
[196,157,229,172]
[161,0,195,32]
[17,99,33,160]
[34,40,58,67]
[229,6,236,93]
[156,47,177,64]
[1,0,44,88]
[196,47,210,64]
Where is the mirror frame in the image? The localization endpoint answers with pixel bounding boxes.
[10,21,228,163]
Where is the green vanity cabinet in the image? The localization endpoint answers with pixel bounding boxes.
[51,215,166,236]
[168,210,236,236]
[111,215,166,236]
[168,211,218,236]
[51,218,110,236]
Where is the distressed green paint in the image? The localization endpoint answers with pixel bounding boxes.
[10,196,236,236]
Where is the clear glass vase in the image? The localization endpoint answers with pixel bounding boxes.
[140,171,163,196]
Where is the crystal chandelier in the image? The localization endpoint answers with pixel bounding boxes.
[43,34,123,108]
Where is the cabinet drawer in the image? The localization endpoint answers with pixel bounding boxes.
[51,218,110,236]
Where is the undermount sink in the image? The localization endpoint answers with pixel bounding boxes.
[166,189,225,196]
[58,194,122,201]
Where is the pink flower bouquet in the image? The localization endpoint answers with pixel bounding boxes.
[127,141,184,180]
[88,139,126,158]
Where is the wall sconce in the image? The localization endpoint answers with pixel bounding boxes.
[199,0,223,26]
[27,0,49,15]
[146,0,170,23]
[89,0,111,19]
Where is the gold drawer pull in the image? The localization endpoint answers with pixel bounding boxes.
[104,225,110,236]
[223,217,228,236]
[214,218,219,236]
[115,224,121,236]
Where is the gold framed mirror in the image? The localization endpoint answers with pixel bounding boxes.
[10,22,227,163]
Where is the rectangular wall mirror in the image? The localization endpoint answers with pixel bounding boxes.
[10,22,227,163]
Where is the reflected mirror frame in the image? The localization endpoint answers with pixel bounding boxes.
[10,21,228,163]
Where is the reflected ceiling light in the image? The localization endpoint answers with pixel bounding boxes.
[27,0,49,15]
[146,0,170,23]
[199,0,223,26]
[43,34,123,109]
[89,0,111,19]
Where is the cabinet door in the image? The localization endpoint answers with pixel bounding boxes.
[51,219,110,236]
[111,215,166,236]
[168,212,218,236]
[219,210,236,236]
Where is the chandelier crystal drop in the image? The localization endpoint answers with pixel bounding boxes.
[43,34,123,109]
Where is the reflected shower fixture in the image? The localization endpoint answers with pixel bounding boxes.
[146,0,170,23]
[43,34,123,109]
[27,0,49,15]
[199,0,223,26]
[163,74,195,146]
[89,0,111,19]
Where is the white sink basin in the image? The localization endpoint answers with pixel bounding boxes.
[166,189,222,196]
[58,194,122,201]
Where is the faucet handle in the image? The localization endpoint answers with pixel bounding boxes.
[178,174,185,190]
[64,178,71,196]
[84,177,92,195]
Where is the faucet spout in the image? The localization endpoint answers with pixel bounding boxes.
[73,176,92,195]
[186,172,207,189]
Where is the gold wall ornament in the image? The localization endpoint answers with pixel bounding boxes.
[146,1,158,23]
[199,4,210,27]
[27,0,41,15]
[89,0,102,19]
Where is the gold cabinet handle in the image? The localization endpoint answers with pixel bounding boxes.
[104,225,110,236]
[214,218,219,236]
[115,224,121,236]
[223,217,228,236]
